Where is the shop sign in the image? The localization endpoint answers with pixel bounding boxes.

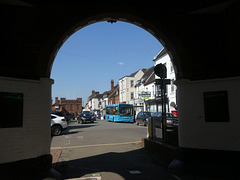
[138,91,151,99]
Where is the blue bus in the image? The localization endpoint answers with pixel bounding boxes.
[105,103,134,123]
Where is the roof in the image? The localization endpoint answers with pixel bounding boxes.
[92,94,103,99]
[153,48,167,61]
[144,71,155,86]
[135,66,155,87]
[103,90,111,95]
[119,69,146,80]
[52,102,61,106]
[141,66,154,84]
[108,84,119,99]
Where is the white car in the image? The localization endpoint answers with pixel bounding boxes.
[51,114,68,136]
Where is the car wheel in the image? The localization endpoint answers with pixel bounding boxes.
[136,120,139,125]
[51,125,62,136]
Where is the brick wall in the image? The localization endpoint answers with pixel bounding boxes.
[60,98,82,116]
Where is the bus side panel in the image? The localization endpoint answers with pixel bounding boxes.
[115,116,134,123]
[106,114,115,122]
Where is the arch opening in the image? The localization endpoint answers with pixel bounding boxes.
[50,18,176,153]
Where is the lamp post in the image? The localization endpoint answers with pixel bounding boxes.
[154,63,170,142]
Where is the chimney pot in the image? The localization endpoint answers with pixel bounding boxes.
[111,79,114,90]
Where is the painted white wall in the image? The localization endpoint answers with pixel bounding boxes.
[154,53,177,112]
[144,82,155,99]
[92,97,101,110]
[176,77,240,151]
[119,77,126,103]
[119,70,145,104]
[0,77,53,163]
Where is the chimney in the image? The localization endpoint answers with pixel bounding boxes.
[92,90,95,95]
[55,97,59,104]
[111,79,114,90]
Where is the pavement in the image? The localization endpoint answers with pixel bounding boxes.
[51,149,62,164]
[50,141,177,180]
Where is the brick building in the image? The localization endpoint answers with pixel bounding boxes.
[108,80,119,105]
[52,97,82,117]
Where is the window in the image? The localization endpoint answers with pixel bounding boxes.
[171,79,175,92]
[0,92,23,128]
[106,106,117,115]
[119,104,133,116]
[171,64,174,72]
[131,92,134,99]
[152,85,154,97]
[131,80,134,87]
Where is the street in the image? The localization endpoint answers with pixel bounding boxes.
[51,119,147,148]
[51,119,175,180]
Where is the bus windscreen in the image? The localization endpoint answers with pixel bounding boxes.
[119,104,133,116]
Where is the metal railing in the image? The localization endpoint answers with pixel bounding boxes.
[147,117,179,146]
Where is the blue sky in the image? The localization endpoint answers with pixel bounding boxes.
[51,21,163,105]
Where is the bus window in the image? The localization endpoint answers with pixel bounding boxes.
[106,106,117,115]
[119,104,133,116]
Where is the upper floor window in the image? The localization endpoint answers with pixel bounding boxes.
[171,79,175,92]
[131,80,134,87]
[171,63,174,72]
[131,92,134,100]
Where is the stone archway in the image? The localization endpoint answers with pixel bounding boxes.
[1,1,240,179]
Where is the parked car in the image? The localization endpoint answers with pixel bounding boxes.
[151,112,178,127]
[65,113,75,121]
[51,110,66,118]
[77,111,95,124]
[90,112,97,121]
[51,114,68,136]
[136,111,151,126]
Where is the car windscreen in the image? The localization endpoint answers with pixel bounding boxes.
[82,112,91,116]
[143,112,151,117]
[119,105,133,116]
[152,112,162,117]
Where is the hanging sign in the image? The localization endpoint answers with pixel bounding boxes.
[138,91,151,99]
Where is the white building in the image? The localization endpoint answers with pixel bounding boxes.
[135,66,155,114]
[134,48,177,114]
[119,69,146,104]
[153,48,177,113]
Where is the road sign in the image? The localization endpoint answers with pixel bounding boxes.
[154,63,167,79]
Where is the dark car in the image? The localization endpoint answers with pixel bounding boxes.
[51,110,66,118]
[151,112,178,127]
[65,113,75,121]
[90,112,97,121]
[77,111,95,124]
[136,111,151,126]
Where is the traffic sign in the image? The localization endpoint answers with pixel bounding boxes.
[154,63,167,79]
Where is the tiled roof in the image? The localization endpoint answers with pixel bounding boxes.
[153,48,167,61]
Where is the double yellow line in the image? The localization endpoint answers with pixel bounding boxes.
[51,141,142,150]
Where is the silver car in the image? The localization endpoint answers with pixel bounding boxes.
[51,114,68,136]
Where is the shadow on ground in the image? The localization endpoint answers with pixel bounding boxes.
[53,148,175,180]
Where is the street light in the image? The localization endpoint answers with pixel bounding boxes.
[154,63,170,142]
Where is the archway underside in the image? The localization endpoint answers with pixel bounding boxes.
[0,1,239,81]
